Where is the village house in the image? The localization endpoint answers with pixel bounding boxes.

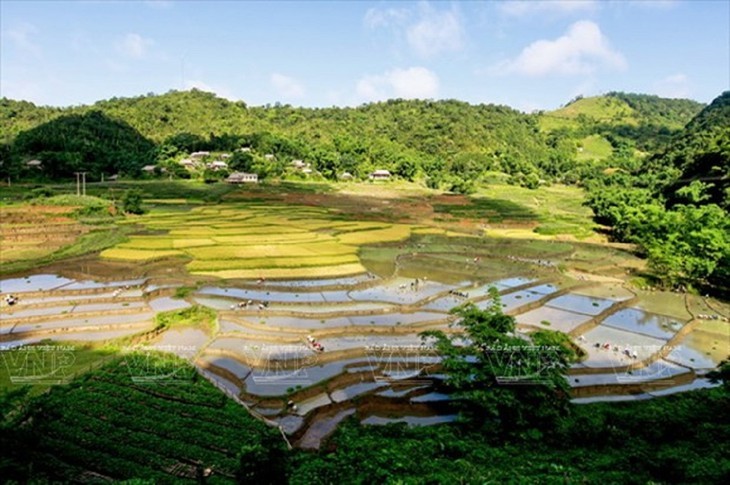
[207,160,228,171]
[190,151,210,159]
[26,159,42,168]
[264,154,275,160]
[179,159,195,167]
[340,172,354,180]
[141,165,157,173]
[226,172,258,183]
[369,169,391,180]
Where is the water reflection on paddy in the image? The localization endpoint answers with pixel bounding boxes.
[265,302,391,314]
[317,334,426,352]
[578,325,668,367]
[516,306,592,332]
[634,292,692,320]
[476,290,544,312]
[62,278,146,290]
[199,369,241,397]
[545,293,616,315]
[648,378,719,397]
[410,392,452,403]
[298,408,357,448]
[18,291,121,305]
[198,286,351,303]
[295,393,333,415]
[244,358,372,396]
[420,294,469,312]
[154,327,209,354]
[148,297,190,312]
[602,308,684,340]
[349,278,452,304]
[0,274,74,293]
[2,305,75,319]
[277,415,306,435]
[193,296,235,310]
[492,277,535,288]
[4,312,155,334]
[572,284,634,301]
[248,311,445,329]
[263,274,375,288]
[200,355,251,380]
[9,327,150,346]
[362,415,458,426]
[666,319,729,369]
[331,381,387,402]
[527,283,561,295]
[570,359,689,387]
[377,384,430,398]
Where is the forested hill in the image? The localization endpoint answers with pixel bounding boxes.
[0,89,709,188]
[658,91,730,207]
[583,91,729,291]
[537,93,705,155]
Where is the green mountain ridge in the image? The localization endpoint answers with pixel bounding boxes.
[0,90,715,189]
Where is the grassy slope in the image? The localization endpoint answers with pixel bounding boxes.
[538,95,638,132]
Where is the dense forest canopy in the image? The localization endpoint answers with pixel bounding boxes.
[0,89,705,186]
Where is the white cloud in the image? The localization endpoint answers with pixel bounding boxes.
[356,67,439,102]
[364,7,409,29]
[406,3,464,58]
[498,0,598,17]
[270,73,305,99]
[115,33,154,59]
[364,2,464,58]
[654,73,691,98]
[4,22,42,58]
[495,20,626,76]
[184,80,237,101]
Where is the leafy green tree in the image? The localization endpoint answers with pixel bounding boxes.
[121,189,145,214]
[421,288,572,436]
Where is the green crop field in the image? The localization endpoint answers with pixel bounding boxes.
[14,352,285,482]
[100,202,420,279]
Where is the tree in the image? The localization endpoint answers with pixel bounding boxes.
[420,288,573,437]
[121,189,145,214]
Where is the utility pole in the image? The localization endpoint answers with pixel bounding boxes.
[74,172,81,196]
[81,172,87,196]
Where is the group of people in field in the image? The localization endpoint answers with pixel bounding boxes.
[307,335,324,352]
[230,299,270,310]
[697,313,728,322]
[507,255,556,267]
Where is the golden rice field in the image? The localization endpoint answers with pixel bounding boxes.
[101,204,421,279]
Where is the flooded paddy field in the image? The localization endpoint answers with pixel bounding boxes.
[1,230,727,445]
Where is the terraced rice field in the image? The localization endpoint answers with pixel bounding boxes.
[2,231,727,447]
[100,205,422,279]
[1,194,727,447]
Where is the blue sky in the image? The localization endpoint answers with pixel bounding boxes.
[1,0,728,111]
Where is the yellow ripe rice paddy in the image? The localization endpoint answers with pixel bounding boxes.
[185,253,360,271]
[100,248,185,261]
[191,262,367,280]
[337,224,412,245]
[185,241,357,260]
